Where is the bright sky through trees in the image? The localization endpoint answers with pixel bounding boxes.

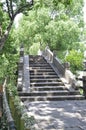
[83,0,86,23]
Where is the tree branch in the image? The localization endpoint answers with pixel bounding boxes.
[6,0,12,20]
[10,0,14,20]
[13,2,33,18]
[0,21,13,51]
[0,0,34,51]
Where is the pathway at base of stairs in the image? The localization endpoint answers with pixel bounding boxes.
[24,100,86,130]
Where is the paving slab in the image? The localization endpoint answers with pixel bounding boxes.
[24,100,86,130]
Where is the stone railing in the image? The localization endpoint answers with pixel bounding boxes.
[17,46,30,92]
[17,46,24,91]
[6,83,36,130]
[3,79,16,130]
[0,85,3,123]
[23,55,30,92]
[42,46,65,76]
[42,46,76,88]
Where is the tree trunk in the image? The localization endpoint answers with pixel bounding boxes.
[0,20,13,51]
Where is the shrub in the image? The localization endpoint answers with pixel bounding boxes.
[29,42,40,55]
[64,49,84,73]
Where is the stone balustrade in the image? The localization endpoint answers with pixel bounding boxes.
[17,46,24,91]
[42,46,77,88]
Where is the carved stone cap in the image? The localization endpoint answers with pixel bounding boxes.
[64,62,70,69]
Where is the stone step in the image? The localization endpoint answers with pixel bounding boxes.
[30,75,58,79]
[30,82,64,86]
[30,71,57,75]
[29,66,52,69]
[30,86,66,91]
[18,90,80,96]
[30,68,54,72]
[30,78,61,82]
[20,95,85,102]
[29,64,49,67]
[30,69,54,72]
[29,56,44,60]
[29,61,47,64]
[29,55,45,61]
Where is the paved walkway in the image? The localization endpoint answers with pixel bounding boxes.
[24,100,86,130]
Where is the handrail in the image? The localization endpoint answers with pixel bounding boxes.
[42,46,78,89]
[3,79,16,130]
[23,55,30,92]
[42,46,65,76]
[17,46,24,91]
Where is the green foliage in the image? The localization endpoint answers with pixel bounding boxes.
[0,6,3,22]
[29,42,40,55]
[16,0,84,53]
[64,50,84,73]
[45,19,81,50]
[0,114,8,130]
[0,28,19,84]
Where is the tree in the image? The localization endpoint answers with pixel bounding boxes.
[16,0,84,52]
[0,0,74,51]
[0,0,33,51]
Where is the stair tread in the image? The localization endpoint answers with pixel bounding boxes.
[29,63,48,66]
[30,78,61,81]
[30,86,68,91]
[20,95,85,101]
[30,82,64,86]
[30,69,54,72]
[25,55,85,101]
[30,85,66,88]
[30,75,58,77]
[18,90,80,96]
[30,67,52,69]
[30,72,56,74]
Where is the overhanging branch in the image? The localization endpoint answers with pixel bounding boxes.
[14,1,33,17]
[6,0,12,20]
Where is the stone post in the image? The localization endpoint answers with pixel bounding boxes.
[64,62,70,70]
[53,51,56,57]
[20,44,24,57]
[17,45,24,91]
[0,85,3,120]
[83,60,86,98]
[83,76,86,98]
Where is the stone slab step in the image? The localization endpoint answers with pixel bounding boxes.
[30,72,57,75]
[29,63,49,67]
[30,86,66,91]
[30,75,58,79]
[30,78,61,82]
[30,69,54,72]
[29,56,44,60]
[29,61,49,66]
[30,82,64,86]
[29,66,52,69]
[18,90,80,96]
[20,95,85,102]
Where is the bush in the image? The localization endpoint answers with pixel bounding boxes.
[64,50,84,73]
[29,42,40,55]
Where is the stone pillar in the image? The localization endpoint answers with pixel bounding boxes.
[64,62,70,70]
[17,45,24,91]
[53,51,56,57]
[0,85,3,119]
[83,60,86,98]
[83,76,86,98]
[20,45,24,57]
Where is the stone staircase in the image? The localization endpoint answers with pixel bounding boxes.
[18,55,85,101]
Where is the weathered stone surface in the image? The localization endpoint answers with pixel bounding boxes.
[24,100,86,130]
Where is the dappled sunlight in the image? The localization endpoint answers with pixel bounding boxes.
[23,100,86,129]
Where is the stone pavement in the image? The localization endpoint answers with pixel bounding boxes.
[24,100,86,130]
